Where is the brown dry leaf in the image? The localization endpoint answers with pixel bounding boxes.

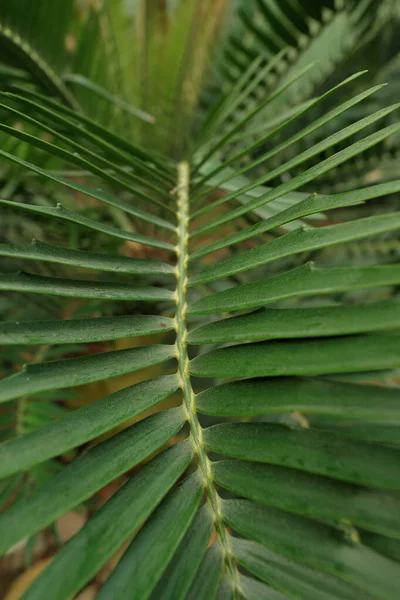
[65,33,77,53]
[74,585,97,600]
[4,558,52,600]
[56,511,87,544]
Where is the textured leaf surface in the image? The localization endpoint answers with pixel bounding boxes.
[188,301,400,343]
[0,408,185,554]
[0,315,175,345]
[22,442,193,600]
[204,423,400,489]
[0,375,179,476]
[196,377,400,420]
[188,264,400,314]
[98,474,203,600]
[191,333,400,377]
[213,460,400,538]
[0,345,176,402]
[224,500,400,600]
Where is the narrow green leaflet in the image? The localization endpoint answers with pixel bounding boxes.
[204,423,400,489]
[21,442,193,600]
[190,333,400,378]
[361,532,400,564]
[0,314,175,345]
[0,345,176,402]
[191,121,400,237]
[190,179,400,258]
[190,180,400,259]
[0,272,174,301]
[7,87,174,178]
[188,301,400,344]
[190,212,400,285]
[0,241,174,276]
[186,545,224,600]
[0,199,174,251]
[240,575,291,600]
[232,538,376,600]
[0,375,179,477]
[223,500,400,600]
[0,408,185,554]
[97,474,204,600]
[193,75,379,203]
[196,377,400,421]
[216,578,234,600]
[150,505,214,600]
[62,73,156,123]
[0,146,174,229]
[188,263,400,314]
[213,460,400,538]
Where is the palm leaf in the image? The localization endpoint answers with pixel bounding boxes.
[0,4,400,600]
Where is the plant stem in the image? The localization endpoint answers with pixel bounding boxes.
[174,160,242,597]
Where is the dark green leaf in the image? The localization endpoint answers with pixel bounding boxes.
[191,180,400,260]
[240,574,291,600]
[0,314,175,345]
[0,272,174,301]
[204,422,400,489]
[0,241,174,276]
[232,538,375,600]
[188,301,400,344]
[190,212,400,285]
[213,460,400,538]
[196,377,400,421]
[0,408,185,554]
[97,473,203,600]
[21,442,193,600]
[224,500,400,599]
[0,199,174,251]
[190,333,400,378]
[186,545,224,600]
[0,345,176,402]
[188,263,400,314]
[150,505,214,600]
[0,375,179,477]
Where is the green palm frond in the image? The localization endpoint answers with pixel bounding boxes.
[0,2,400,599]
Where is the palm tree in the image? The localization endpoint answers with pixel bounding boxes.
[0,1,400,598]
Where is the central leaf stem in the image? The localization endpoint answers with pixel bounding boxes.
[175,161,242,596]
